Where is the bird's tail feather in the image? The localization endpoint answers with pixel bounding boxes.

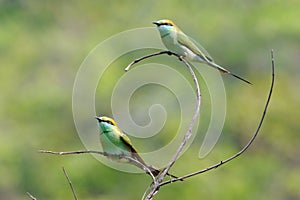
[206,61,229,74]
[132,153,182,180]
[147,166,183,181]
[207,61,252,85]
[229,72,252,85]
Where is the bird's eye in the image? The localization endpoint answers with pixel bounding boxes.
[102,120,114,125]
[161,22,172,26]
[107,120,114,125]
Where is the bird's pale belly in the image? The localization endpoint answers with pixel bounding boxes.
[162,36,201,62]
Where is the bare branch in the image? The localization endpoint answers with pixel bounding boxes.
[26,192,37,200]
[62,167,78,200]
[38,149,107,156]
[125,51,172,71]
[125,51,201,200]
[38,149,157,183]
[159,49,275,186]
[156,58,200,181]
[37,50,274,200]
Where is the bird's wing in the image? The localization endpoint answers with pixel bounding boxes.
[177,32,213,62]
[119,133,136,152]
[120,133,147,165]
[120,132,161,176]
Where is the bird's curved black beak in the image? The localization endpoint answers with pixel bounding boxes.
[152,21,159,26]
[95,116,101,121]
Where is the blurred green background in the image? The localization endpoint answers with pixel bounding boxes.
[1,0,299,199]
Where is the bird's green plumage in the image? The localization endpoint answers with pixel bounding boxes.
[98,117,138,158]
[177,31,213,62]
[153,19,251,84]
[95,116,161,176]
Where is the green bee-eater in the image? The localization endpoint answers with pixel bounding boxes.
[153,19,251,84]
[95,116,161,176]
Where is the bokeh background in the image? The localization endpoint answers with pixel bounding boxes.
[1,0,299,199]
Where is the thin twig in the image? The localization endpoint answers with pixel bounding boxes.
[146,57,201,199]
[125,52,201,200]
[125,51,172,71]
[26,192,37,200]
[62,167,78,200]
[155,58,201,183]
[38,149,107,156]
[38,149,157,183]
[159,49,275,186]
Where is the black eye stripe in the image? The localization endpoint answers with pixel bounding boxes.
[102,120,114,125]
[158,22,173,27]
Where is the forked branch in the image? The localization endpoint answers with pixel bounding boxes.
[126,49,274,199]
[158,49,275,186]
[38,150,157,184]
[38,49,275,200]
[142,50,275,198]
[125,51,201,199]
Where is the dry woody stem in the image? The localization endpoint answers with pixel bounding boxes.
[38,50,275,200]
